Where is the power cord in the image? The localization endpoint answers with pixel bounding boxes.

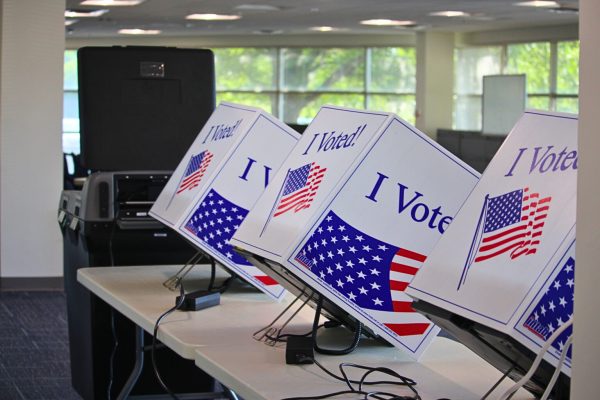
[106,222,118,399]
[152,281,186,399]
[497,317,573,400]
[312,295,362,355]
[539,334,573,400]
[281,357,421,400]
[107,307,119,400]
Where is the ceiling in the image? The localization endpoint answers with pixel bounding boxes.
[64,0,579,38]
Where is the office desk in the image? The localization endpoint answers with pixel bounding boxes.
[78,265,533,400]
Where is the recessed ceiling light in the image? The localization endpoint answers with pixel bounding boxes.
[428,11,471,17]
[186,13,241,21]
[514,1,561,7]
[360,19,416,26]
[80,0,144,6]
[549,6,579,14]
[310,26,341,32]
[65,19,79,26]
[65,9,109,18]
[234,4,281,11]
[118,28,161,35]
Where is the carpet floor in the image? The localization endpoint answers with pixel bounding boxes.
[0,291,81,400]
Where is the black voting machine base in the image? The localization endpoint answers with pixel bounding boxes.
[59,179,215,399]
[60,45,219,399]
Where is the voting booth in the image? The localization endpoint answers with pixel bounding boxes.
[406,110,577,398]
[150,102,301,299]
[231,105,480,358]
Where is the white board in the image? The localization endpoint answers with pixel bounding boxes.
[482,74,526,136]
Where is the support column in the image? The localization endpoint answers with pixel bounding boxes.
[415,31,455,139]
[0,0,65,278]
[572,0,600,397]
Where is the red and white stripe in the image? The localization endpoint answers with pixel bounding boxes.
[274,163,326,217]
[177,152,213,193]
[474,188,552,263]
[385,248,430,336]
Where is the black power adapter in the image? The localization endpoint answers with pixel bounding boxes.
[176,290,220,311]
[286,336,314,365]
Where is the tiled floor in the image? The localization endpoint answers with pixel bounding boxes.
[0,291,81,400]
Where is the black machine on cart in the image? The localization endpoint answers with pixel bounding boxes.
[59,172,215,399]
[59,46,218,399]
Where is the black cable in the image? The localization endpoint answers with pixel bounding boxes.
[311,295,362,355]
[264,325,326,344]
[107,307,119,400]
[208,257,216,290]
[281,356,420,400]
[355,366,420,399]
[105,209,120,399]
[281,389,371,400]
[152,282,186,399]
[304,357,416,388]
[212,276,235,294]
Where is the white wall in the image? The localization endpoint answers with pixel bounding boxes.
[571,0,600,397]
[0,0,65,277]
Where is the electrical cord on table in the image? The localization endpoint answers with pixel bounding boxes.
[280,356,421,400]
[312,295,362,355]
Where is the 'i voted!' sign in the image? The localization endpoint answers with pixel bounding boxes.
[406,110,577,374]
[231,106,394,261]
[150,102,301,299]
[151,102,262,228]
[284,117,479,359]
[232,106,480,359]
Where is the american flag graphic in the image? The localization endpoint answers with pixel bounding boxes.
[184,189,279,287]
[458,188,552,289]
[293,210,431,337]
[274,163,326,217]
[523,256,574,359]
[177,151,214,194]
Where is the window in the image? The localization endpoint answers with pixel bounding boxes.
[214,48,278,114]
[454,46,502,130]
[454,40,579,130]
[63,50,80,154]
[214,47,416,125]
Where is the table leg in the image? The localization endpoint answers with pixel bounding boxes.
[223,386,240,400]
[117,325,145,400]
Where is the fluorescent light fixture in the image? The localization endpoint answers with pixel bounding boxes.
[80,0,144,5]
[118,28,161,35]
[65,9,109,17]
[514,1,560,7]
[360,19,415,26]
[310,26,338,32]
[235,4,281,11]
[428,10,471,17]
[186,13,241,21]
[65,19,79,26]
